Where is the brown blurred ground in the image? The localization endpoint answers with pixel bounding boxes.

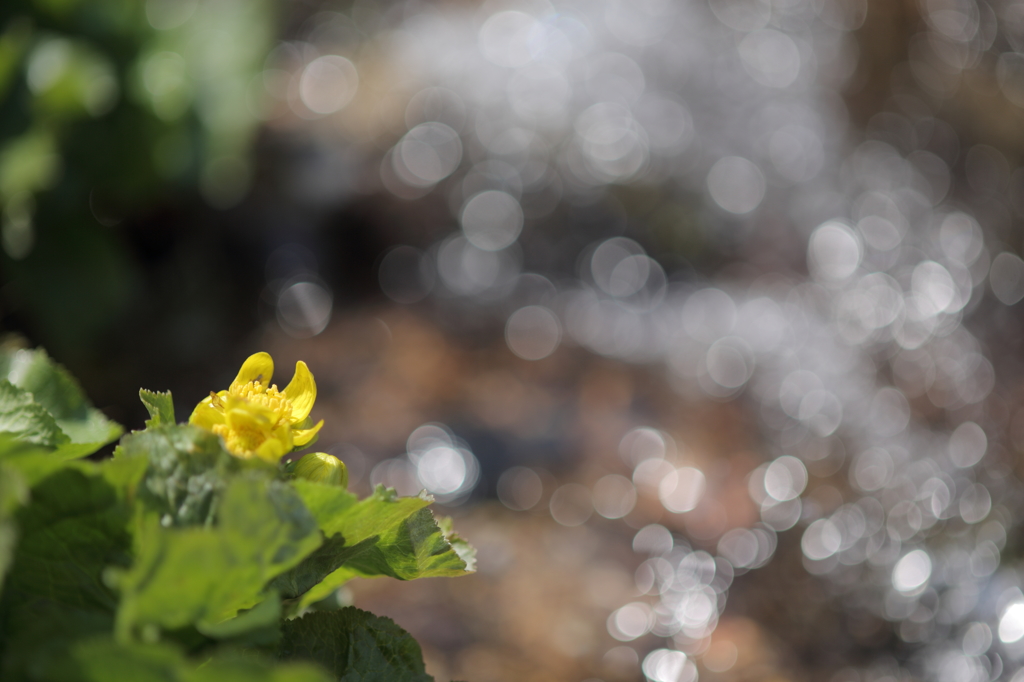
[254,307,842,682]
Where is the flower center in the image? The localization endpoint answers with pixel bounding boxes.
[213,421,267,455]
[229,380,294,420]
[203,380,298,458]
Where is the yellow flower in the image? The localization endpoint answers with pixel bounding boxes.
[189,352,323,462]
[292,452,348,487]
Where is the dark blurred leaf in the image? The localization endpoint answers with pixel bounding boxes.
[0,462,27,598]
[5,465,131,611]
[187,655,332,682]
[0,18,31,100]
[277,608,434,682]
[0,367,138,673]
[139,388,175,428]
[0,601,115,681]
[36,636,334,682]
[115,476,322,634]
[0,130,61,200]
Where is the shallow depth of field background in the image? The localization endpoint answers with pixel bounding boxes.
[5,0,1024,680]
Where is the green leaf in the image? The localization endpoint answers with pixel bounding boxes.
[1,348,122,447]
[277,607,434,682]
[0,380,69,447]
[0,434,63,486]
[300,483,431,545]
[326,507,473,581]
[271,535,377,607]
[0,601,115,681]
[196,590,282,641]
[188,656,333,682]
[0,432,131,488]
[59,638,334,682]
[1,348,82,419]
[71,638,187,682]
[4,466,132,611]
[0,451,145,674]
[115,476,322,635]
[97,452,150,501]
[57,412,123,450]
[0,462,27,517]
[436,516,477,574]
[139,389,175,428]
[0,462,27,598]
[117,424,240,528]
[275,484,473,609]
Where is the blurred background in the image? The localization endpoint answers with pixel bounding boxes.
[5,0,1024,680]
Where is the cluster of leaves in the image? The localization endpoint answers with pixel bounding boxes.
[0,347,475,681]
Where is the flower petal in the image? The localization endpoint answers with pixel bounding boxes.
[224,401,273,431]
[283,361,316,422]
[255,435,291,463]
[189,393,226,429]
[291,419,324,447]
[230,352,274,392]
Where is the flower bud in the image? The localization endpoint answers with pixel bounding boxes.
[293,452,348,487]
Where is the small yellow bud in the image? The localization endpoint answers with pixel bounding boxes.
[293,452,348,487]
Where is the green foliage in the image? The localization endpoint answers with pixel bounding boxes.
[118,424,239,528]
[139,389,175,427]
[278,608,435,682]
[1,602,116,679]
[273,482,474,611]
[437,516,477,575]
[0,348,474,682]
[115,476,322,634]
[0,461,28,597]
[0,346,125,603]
[0,346,123,449]
[40,637,333,682]
[5,465,132,611]
[0,379,68,446]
